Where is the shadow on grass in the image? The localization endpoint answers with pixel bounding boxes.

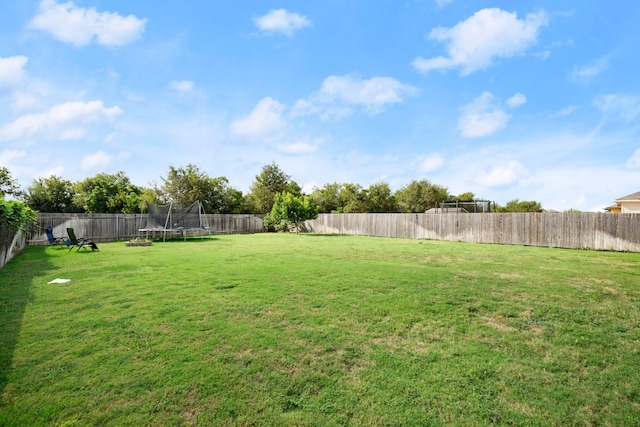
[0,245,57,396]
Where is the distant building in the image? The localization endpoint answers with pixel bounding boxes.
[605,191,640,213]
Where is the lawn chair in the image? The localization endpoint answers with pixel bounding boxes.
[65,227,99,252]
[45,226,65,246]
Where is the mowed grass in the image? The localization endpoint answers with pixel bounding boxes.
[1,234,639,426]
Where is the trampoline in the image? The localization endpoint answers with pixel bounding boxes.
[139,201,209,241]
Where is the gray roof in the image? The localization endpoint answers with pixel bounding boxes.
[616,191,640,201]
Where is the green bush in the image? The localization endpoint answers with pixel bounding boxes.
[264,192,318,232]
[0,199,38,231]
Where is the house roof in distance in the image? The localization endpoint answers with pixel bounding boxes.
[616,191,640,201]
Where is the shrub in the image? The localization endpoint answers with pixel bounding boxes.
[264,192,318,232]
[0,199,38,231]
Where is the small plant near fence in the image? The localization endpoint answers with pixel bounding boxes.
[125,237,153,247]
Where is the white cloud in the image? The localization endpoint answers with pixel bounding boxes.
[549,105,577,118]
[593,94,640,123]
[29,0,147,47]
[229,97,286,139]
[80,150,130,171]
[420,154,444,172]
[322,75,419,112]
[506,93,527,108]
[413,8,548,75]
[277,141,319,154]
[11,92,41,111]
[290,99,318,117]
[253,9,311,36]
[434,0,453,8]
[8,78,58,113]
[0,148,65,185]
[292,74,419,120]
[0,55,28,87]
[569,57,609,83]
[534,50,550,61]
[0,100,123,141]
[476,160,529,187]
[169,80,194,92]
[81,150,112,171]
[458,92,510,138]
[626,149,640,170]
[0,149,27,165]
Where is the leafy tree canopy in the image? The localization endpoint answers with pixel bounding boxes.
[264,192,319,232]
[496,199,543,213]
[246,163,297,214]
[206,176,245,214]
[312,182,397,213]
[75,171,142,213]
[1,164,546,216]
[158,164,209,205]
[311,182,343,213]
[339,183,368,213]
[455,192,476,201]
[0,167,20,199]
[25,175,82,213]
[395,180,451,213]
[157,164,244,214]
[366,182,397,213]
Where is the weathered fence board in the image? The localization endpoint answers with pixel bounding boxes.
[304,213,640,252]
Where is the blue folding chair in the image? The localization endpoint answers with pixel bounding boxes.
[45,226,65,246]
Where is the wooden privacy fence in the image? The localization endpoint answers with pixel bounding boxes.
[304,213,640,252]
[23,212,640,252]
[29,213,265,245]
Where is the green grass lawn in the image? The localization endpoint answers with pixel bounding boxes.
[1,234,639,426]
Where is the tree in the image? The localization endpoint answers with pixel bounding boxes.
[157,164,244,213]
[496,199,543,213]
[311,182,397,213]
[339,183,368,213]
[246,163,296,214]
[207,177,245,214]
[455,192,476,201]
[158,164,210,205]
[395,180,451,213]
[366,182,397,212]
[311,182,343,213]
[24,175,81,212]
[0,167,20,198]
[138,187,162,212]
[75,172,143,213]
[264,192,319,232]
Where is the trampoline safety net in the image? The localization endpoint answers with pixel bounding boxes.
[141,202,208,241]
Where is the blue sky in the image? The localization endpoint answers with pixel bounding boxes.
[1,0,639,211]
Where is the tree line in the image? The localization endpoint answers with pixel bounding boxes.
[1,163,545,217]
